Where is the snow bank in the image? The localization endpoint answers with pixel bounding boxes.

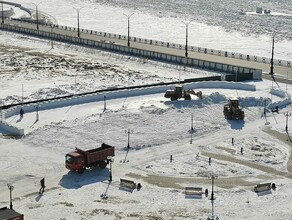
[0,121,24,136]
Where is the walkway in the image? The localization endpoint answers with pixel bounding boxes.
[2,19,292,78]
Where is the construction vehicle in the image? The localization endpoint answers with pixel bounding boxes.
[223,97,245,120]
[65,143,115,174]
[164,85,202,101]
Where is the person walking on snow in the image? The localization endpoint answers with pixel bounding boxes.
[40,178,45,193]
[20,108,24,119]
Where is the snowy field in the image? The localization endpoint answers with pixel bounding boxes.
[1,0,292,220]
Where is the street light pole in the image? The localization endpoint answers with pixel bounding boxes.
[182,20,193,58]
[73,7,84,38]
[104,95,106,111]
[191,113,194,131]
[50,24,54,49]
[209,175,218,201]
[1,2,4,24]
[32,2,42,30]
[107,156,113,182]
[35,105,39,121]
[269,35,275,75]
[125,129,133,149]
[208,175,218,220]
[284,111,291,132]
[7,184,14,210]
[123,13,134,47]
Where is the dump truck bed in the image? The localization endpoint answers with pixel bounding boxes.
[76,143,115,165]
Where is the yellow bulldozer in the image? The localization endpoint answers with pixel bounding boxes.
[164,85,202,101]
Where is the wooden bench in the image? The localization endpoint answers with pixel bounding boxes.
[120,178,136,190]
[185,187,203,196]
[254,183,271,193]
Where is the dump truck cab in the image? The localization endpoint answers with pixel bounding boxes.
[65,151,84,173]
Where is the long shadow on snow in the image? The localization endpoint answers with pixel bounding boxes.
[227,119,245,130]
[59,167,110,189]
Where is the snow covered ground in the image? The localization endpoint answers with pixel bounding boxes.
[1,0,292,220]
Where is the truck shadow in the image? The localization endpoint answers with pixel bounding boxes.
[59,167,110,189]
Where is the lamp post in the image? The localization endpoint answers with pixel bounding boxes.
[21,84,24,104]
[35,105,39,121]
[123,13,134,47]
[191,113,194,131]
[1,2,4,24]
[125,129,133,149]
[107,156,113,182]
[269,35,275,75]
[0,99,3,122]
[208,175,218,220]
[32,2,42,30]
[7,184,14,210]
[284,111,291,132]
[182,20,193,58]
[103,95,106,111]
[73,7,84,38]
[50,24,54,49]
[208,175,218,201]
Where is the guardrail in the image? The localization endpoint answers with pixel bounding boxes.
[0,22,261,81]
[5,18,291,68]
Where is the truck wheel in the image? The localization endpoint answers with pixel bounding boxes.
[99,161,107,169]
[78,168,84,174]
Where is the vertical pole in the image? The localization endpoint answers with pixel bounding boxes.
[285,112,291,132]
[77,10,80,37]
[127,17,130,47]
[211,198,214,217]
[9,187,12,209]
[211,177,214,200]
[104,95,106,111]
[7,184,14,210]
[36,5,39,30]
[270,35,274,75]
[286,72,288,95]
[75,73,77,94]
[36,105,39,121]
[127,129,130,149]
[185,24,188,57]
[73,7,83,38]
[1,3,4,24]
[51,25,54,49]
[109,160,112,182]
[264,99,266,116]
[124,13,133,47]
[22,84,24,103]
[191,113,193,131]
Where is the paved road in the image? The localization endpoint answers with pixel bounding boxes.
[5,19,292,78]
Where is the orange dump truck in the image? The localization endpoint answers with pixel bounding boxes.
[65,143,115,174]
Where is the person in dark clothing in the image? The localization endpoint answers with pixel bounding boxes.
[20,108,24,119]
[40,178,45,193]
